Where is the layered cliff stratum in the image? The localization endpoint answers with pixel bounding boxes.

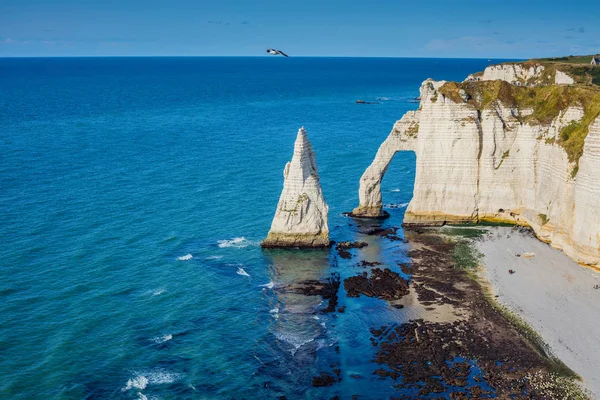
[353,58,600,266]
[262,127,330,248]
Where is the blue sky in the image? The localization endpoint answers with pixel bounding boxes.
[1,0,599,58]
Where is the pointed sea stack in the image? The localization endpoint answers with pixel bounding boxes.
[262,127,330,248]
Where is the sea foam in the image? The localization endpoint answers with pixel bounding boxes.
[123,369,182,392]
[218,237,248,248]
[177,254,193,261]
[123,375,149,391]
[275,332,315,355]
[150,334,173,344]
[236,267,250,277]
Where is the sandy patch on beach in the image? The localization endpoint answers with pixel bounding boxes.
[476,227,600,397]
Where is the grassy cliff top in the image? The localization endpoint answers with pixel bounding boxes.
[438,80,600,168]
[499,55,600,86]
[533,54,599,64]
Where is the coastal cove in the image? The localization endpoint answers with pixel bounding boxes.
[2,57,596,399]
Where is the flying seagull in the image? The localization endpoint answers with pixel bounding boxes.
[266,48,289,57]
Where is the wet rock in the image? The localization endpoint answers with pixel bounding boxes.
[335,241,368,259]
[367,229,583,398]
[336,241,368,250]
[361,226,398,236]
[311,372,336,387]
[356,260,383,267]
[282,272,340,313]
[337,249,353,259]
[344,268,410,300]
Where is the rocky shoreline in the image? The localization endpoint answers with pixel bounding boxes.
[369,227,586,399]
[271,223,589,399]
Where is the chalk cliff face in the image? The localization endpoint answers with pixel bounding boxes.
[467,63,575,85]
[262,127,330,248]
[353,76,600,266]
[482,64,546,83]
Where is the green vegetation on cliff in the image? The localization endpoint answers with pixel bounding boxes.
[519,55,600,86]
[438,80,600,170]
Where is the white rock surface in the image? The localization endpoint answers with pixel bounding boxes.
[468,63,575,86]
[262,127,329,247]
[481,63,545,83]
[555,70,575,85]
[354,79,600,265]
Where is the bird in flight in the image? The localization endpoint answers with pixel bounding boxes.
[266,48,289,57]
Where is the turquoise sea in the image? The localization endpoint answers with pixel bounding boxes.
[0,57,506,399]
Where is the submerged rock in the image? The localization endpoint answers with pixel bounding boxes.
[262,127,330,248]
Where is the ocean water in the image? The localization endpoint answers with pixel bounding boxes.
[0,57,506,399]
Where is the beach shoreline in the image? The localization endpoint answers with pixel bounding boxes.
[475,226,600,398]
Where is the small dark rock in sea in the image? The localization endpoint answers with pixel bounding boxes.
[281,272,341,313]
[344,268,410,300]
[338,249,353,259]
[360,227,400,241]
[336,241,368,250]
[311,372,337,387]
[356,260,382,267]
[337,306,346,313]
[398,263,412,274]
[386,235,406,242]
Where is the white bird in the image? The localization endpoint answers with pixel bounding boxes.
[266,48,289,57]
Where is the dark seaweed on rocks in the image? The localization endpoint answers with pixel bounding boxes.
[283,272,341,313]
[344,268,410,300]
[335,241,368,259]
[359,226,407,242]
[369,228,585,399]
[335,241,368,250]
[356,260,383,267]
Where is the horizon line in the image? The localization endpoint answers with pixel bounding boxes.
[0,55,525,60]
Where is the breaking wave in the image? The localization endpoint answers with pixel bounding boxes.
[122,375,148,391]
[150,334,173,344]
[218,237,249,248]
[236,267,250,277]
[177,254,193,261]
[122,370,182,392]
[259,281,274,289]
[275,332,315,355]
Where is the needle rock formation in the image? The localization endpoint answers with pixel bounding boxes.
[262,127,330,248]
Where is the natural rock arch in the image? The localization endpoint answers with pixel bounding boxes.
[350,114,418,219]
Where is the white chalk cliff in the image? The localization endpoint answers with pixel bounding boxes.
[467,63,575,85]
[353,68,600,266]
[262,127,330,248]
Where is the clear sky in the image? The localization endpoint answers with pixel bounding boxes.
[1,0,599,58]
